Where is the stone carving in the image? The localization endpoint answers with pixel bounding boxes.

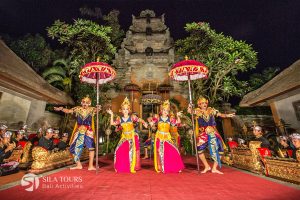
[140,9,156,17]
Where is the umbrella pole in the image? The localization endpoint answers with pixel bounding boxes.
[187,75,200,172]
[96,73,99,174]
[131,91,134,112]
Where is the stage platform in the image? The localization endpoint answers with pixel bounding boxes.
[0,156,299,200]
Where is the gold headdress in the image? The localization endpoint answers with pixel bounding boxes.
[197,96,208,105]
[121,97,131,109]
[81,95,91,105]
[161,100,170,111]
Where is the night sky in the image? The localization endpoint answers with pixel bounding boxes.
[0,0,300,72]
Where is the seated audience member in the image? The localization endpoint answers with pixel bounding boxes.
[29,128,43,146]
[277,135,295,158]
[0,125,8,139]
[20,125,29,140]
[12,130,27,148]
[58,133,69,151]
[237,138,247,148]
[38,128,54,151]
[252,126,271,149]
[290,133,300,159]
[52,129,60,147]
[0,131,19,176]
[0,131,15,163]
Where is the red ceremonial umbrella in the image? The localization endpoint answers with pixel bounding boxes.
[169,56,208,172]
[79,60,116,174]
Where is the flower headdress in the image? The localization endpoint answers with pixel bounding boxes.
[197,96,208,105]
[161,100,170,111]
[120,97,131,112]
[81,95,91,105]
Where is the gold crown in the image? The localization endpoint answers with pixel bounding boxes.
[197,97,208,104]
[121,97,131,108]
[81,95,91,104]
[161,100,170,111]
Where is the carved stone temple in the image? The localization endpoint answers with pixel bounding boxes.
[111,10,188,118]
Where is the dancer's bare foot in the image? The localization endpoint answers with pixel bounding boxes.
[211,169,223,174]
[142,156,149,159]
[70,164,83,170]
[88,166,96,171]
[201,167,211,174]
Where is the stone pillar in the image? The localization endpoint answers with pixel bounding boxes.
[26,99,46,127]
[222,118,234,138]
[269,101,284,133]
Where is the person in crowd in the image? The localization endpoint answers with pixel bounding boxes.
[58,133,69,151]
[290,133,300,159]
[0,125,8,139]
[277,135,295,158]
[12,130,27,149]
[252,126,271,149]
[0,131,19,176]
[52,129,61,147]
[28,128,43,146]
[38,128,54,151]
[0,131,15,163]
[237,138,247,148]
[143,116,157,159]
[19,125,28,140]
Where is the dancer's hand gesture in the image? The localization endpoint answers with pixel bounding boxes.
[106,109,113,115]
[176,111,183,117]
[143,122,148,128]
[187,104,193,114]
[54,106,63,111]
[227,113,235,118]
[96,105,102,111]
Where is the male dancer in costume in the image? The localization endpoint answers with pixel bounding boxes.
[188,97,235,174]
[54,96,100,170]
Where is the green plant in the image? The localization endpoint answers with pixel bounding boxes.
[8,34,53,73]
[42,58,76,93]
[176,22,258,105]
[178,128,193,155]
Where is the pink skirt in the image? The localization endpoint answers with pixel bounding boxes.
[114,134,140,173]
[155,138,184,173]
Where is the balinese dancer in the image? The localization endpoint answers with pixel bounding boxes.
[143,115,157,159]
[54,96,101,170]
[107,97,148,173]
[188,97,235,174]
[150,100,184,173]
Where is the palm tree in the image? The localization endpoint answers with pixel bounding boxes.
[42,58,76,93]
